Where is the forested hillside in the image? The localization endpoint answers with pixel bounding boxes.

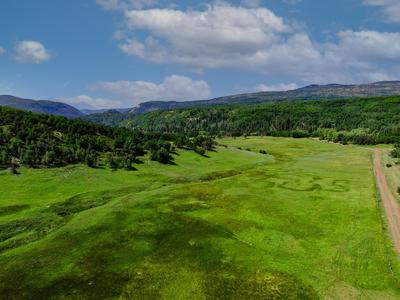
[0,107,214,171]
[126,96,400,145]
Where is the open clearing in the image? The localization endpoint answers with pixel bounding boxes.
[0,137,399,299]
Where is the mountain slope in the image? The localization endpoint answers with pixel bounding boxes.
[80,108,131,115]
[128,81,400,115]
[0,95,82,118]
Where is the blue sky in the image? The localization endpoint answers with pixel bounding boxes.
[0,0,400,108]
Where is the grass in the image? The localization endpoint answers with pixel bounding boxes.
[0,137,399,299]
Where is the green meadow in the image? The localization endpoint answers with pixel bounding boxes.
[0,137,399,299]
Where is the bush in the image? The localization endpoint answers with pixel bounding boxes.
[390,144,400,158]
[291,130,309,139]
[195,146,206,156]
[151,147,172,164]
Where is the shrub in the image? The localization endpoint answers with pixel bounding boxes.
[195,146,206,156]
[390,144,400,158]
[150,147,172,164]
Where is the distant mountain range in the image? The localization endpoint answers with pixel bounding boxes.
[0,95,83,118]
[80,108,131,115]
[2,81,400,119]
[128,81,400,115]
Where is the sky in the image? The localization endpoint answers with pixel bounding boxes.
[1,0,400,109]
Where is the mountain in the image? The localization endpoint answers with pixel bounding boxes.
[0,95,82,118]
[80,108,131,115]
[5,81,400,120]
[128,81,400,115]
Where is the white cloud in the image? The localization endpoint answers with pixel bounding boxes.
[97,0,157,10]
[0,46,5,55]
[121,4,290,69]
[256,83,299,92]
[363,0,400,22]
[105,2,400,84]
[63,95,122,109]
[14,41,52,64]
[321,30,400,82]
[91,75,212,105]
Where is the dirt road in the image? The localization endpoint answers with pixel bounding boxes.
[373,150,400,254]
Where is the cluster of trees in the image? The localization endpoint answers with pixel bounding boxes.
[315,128,381,145]
[391,144,400,159]
[0,107,214,171]
[125,96,400,145]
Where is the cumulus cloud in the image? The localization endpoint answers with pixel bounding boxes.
[97,0,157,10]
[121,4,290,70]
[63,95,122,109]
[14,41,52,64]
[256,83,299,92]
[0,46,5,55]
[98,2,400,83]
[321,30,400,82]
[363,0,400,22]
[91,75,212,106]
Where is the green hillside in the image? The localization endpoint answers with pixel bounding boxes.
[0,106,213,171]
[1,137,399,299]
[125,96,400,145]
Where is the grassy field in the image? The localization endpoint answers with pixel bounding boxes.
[0,137,399,299]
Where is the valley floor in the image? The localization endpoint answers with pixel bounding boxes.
[0,137,399,299]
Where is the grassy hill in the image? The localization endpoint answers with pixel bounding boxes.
[0,137,399,299]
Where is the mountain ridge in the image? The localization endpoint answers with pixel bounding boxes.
[3,81,400,119]
[0,95,83,118]
[128,81,400,115]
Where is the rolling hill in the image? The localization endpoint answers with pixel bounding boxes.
[0,95,83,118]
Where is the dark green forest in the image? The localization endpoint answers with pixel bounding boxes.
[0,107,214,171]
[124,96,400,145]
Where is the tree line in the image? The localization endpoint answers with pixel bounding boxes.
[0,106,215,172]
[124,96,400,145]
